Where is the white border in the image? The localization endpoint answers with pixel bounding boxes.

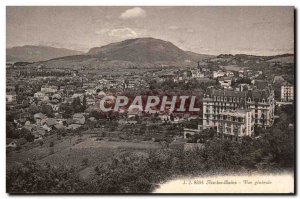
[0,1,298,198]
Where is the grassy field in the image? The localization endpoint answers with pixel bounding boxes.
[7,133,161,171]
[220,65,247,71]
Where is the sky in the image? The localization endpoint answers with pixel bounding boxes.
[6,6,294,55]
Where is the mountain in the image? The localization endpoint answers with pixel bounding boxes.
[6,45,83,62]
[87,37,211,62]
[184,51,215,61]
[266,54,294,63]
[24,38,215,69]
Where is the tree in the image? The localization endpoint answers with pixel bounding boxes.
[7,161,90,193]
[49,141,54,147]
[40,104,54,117]
[82,158,89,167]
[72,97,83,113]
[83,95,87,110]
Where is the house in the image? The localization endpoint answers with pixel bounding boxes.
[71,93,84,102]
[54,123,66,130]
[43,118,58,131]
[41,85,58,93]
[184,125,203,139]
[18,112,31,121]
[6,91,17,104]
[34,92,46,100]
[219,77,232,89]
[51,94,62,103]
[238,70,245,77]
[24,121,35,131]
[225,71,235,77]
[33,126,46,137]
[73,113,86,124]
[273,76,285,84]
[34,113,48,125]
[281,82,294,102]
[159,113,171,122]
[213,70,225,78]
[67,123,82,130]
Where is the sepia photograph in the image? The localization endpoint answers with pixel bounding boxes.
[5,6,295,194]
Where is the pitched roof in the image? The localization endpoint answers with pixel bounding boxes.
[34,113,48,120]
[46,118,58,126]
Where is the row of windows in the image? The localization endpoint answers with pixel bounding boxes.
[205,107,236,113]
[213,96,242,102]
[212,96,267,103]
[203,115,244,122]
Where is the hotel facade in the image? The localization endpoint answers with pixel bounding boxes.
[202,87,275,137]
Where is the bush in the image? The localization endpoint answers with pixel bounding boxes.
[49,141,54,147]
[82,158,89,166]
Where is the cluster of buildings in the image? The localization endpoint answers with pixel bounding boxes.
[181,64,293,139]
[6,58,295,147]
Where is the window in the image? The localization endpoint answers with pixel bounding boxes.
[262,98,265,103]
[229,97,232,102]
[224,97,227,102]
[217,96,220,101]
[233,97,236,102]
[248,97,251,102]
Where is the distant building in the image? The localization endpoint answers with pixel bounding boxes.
[33,113,48,125]
[225,71,235,77]
[73,113,86,125]
[273,76,285,84]
[192,61,205,78]
[281,82,294,102]
[218,77,232,89]
[34,92,45,100]
[41,85,58,93]
[6,91,17,104]
[184,125,203,139]
[213,70,225,78]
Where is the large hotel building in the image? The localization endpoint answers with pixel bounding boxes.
[202,86,275,137]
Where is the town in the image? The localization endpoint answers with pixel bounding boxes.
[6,51,295,194]
[6,53,294,152]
